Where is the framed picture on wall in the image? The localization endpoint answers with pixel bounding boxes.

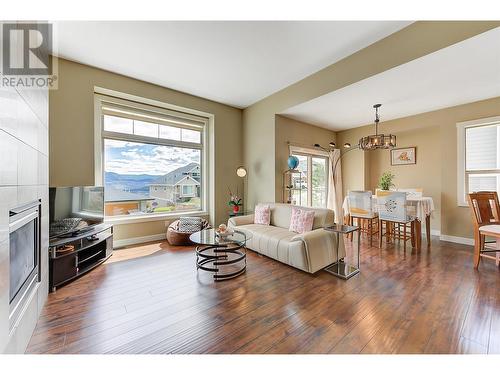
[391,147,416,166]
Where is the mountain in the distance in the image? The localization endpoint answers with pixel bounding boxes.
[105,172,158,195]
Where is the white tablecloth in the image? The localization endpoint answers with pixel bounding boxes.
[342,195,435,222]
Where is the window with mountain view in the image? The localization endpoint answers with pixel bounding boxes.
[97,96,206,217]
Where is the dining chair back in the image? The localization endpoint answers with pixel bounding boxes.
[347,190,378,247]
[397,188,423,199]
[376,191,408,222]
[348,191,375,218]
[467,191,500,269]
[376,190,415,250]
[468,191,500,226]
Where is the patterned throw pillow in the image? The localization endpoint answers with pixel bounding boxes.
[254,205,271,225]
[289,207,315,234]
[178,217,203,233]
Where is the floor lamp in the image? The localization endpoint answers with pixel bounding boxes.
[236,166,247,211]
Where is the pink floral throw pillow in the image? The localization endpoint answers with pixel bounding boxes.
[289,207,315,234]
[254,205,271,225]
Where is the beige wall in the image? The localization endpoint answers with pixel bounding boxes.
[50,58,242,241]
[337,96,500,239]
[368,126,441,232]
[242,22,500,210]
[336,126,372,193]
[274,115,336,202]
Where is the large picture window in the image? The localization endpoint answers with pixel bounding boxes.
[95,94,208,218]
[457,117,500,206]
[290,147,329,208]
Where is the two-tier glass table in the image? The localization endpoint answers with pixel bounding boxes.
[323,224,360,280]
[190,229,251,281]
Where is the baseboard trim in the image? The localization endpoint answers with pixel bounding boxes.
[112,230,472,248]
[416,229,473,246]
[113,233,167,248]
[439,234,474,246]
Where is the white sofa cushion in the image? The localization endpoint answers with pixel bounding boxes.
[262,203,335,230]
[233,224,309,272]
[479,224,500,234]
[268,204,293,229]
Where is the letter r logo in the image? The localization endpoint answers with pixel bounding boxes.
[2,23,52,75]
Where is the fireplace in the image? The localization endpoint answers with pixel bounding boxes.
[9,200,41,332]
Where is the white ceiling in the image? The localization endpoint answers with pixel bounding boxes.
[282,27,500,131]
[52,21,411,108]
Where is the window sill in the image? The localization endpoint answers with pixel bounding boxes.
[104,211,209,225]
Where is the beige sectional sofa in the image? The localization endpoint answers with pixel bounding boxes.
[228,203,345,273]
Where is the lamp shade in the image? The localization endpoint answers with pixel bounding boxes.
[236,166,247,177]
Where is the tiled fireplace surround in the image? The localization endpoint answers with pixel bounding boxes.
[0,81,49,353]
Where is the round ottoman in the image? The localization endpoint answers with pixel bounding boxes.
[167,218,211,246]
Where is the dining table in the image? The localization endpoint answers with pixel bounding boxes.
[342,195,435,249]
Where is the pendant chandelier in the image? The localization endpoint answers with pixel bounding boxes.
[359,104,396,150]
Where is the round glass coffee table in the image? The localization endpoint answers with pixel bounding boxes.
[190,229,251,281]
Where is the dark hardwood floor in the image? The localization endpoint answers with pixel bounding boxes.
[27,236,500,354]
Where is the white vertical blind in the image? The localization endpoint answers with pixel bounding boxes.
[466,125,497,170]
[465,123,500,195]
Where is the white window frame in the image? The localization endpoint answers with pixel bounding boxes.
[457,116,500,206]
[94,87,215,224]
[289,145,329,208]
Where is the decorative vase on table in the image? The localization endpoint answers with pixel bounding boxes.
[228,187,242,215]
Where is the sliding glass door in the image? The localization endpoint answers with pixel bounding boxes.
[311,157,328,208]
[292,153,329,208]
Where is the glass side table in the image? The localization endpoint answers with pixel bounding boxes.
[323,224,360,280]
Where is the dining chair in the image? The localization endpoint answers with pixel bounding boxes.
[467,191,500,269]
[347,191,379,247]
[396,188,423,219]
[397,188,423,199]
[376,190,416,250]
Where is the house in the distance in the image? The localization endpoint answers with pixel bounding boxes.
[149,163,200,204]
[104,186,155,216]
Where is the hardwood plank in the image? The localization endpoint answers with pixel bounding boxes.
[38,256,291,353]
[423,272,475,354]
[487,288,500,353]
[460,281,495,347]
[26,238,500,354]
[108,267,317,354]
[457,337,488,354]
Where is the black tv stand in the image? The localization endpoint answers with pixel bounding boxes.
[49,223,113,292]
[56,226,94,238]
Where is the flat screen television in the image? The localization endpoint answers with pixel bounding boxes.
[49,186,105,239]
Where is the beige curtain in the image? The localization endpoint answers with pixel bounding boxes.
[328,149,343,223]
